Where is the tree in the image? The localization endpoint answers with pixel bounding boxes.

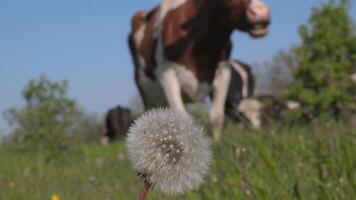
[4,75,83,155]
[255,48,299,95]
[286,0,356,121]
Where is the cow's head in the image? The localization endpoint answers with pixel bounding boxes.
[223,0,271,37]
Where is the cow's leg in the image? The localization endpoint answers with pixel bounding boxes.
[210,61,231,140]
[159,65,188,114]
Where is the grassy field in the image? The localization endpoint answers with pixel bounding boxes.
[0,120,355,200]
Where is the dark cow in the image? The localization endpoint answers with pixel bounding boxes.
[226,61,301,128]
[100,106,134,144]
[225,60,261,128]
[128,0,270,139]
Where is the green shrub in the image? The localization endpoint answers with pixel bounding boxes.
[285,0,356,121]
[3,75,84,159]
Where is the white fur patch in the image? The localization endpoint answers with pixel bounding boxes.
[237,98,262,129]
[160,0,188,21]
[133,21,148,81]
[159,65,188,113]
[175,66,211,101]
[351,73,356,82]
[286,100,300,110]
[250,0,264,6]
[230,60,249,98]
[133,25,146,49]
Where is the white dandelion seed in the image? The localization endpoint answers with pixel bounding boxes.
[126,108,211,196]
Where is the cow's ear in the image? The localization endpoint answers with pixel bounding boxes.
[161,1,197,49]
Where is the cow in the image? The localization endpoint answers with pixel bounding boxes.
[100,106,134,145]
[229,95,301,128]
[225,61,300,129]
[128,0,270,140]
[225,60,256,123]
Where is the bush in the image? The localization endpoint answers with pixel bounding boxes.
[3,76,85,158]
[285,0,356,121]
[72,113,103,143]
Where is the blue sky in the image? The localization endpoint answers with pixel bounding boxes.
[0,0,355,133]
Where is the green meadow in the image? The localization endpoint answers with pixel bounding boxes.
[1,1,356,199]
[1,119,355,200]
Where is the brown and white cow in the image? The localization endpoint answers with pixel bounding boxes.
[128,0,270,140]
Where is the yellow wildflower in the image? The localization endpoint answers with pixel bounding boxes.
[8,181,16,188]
[51,194,60,200]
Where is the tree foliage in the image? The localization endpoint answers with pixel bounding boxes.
[4,76,86,156]
[286,0,356,121]
[256,48,299,95]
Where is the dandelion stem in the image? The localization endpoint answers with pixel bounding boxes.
[138,181,151,200]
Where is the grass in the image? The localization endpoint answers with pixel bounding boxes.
[0,120,355,200]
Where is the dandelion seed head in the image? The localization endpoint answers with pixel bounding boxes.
[126,108,211,195]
